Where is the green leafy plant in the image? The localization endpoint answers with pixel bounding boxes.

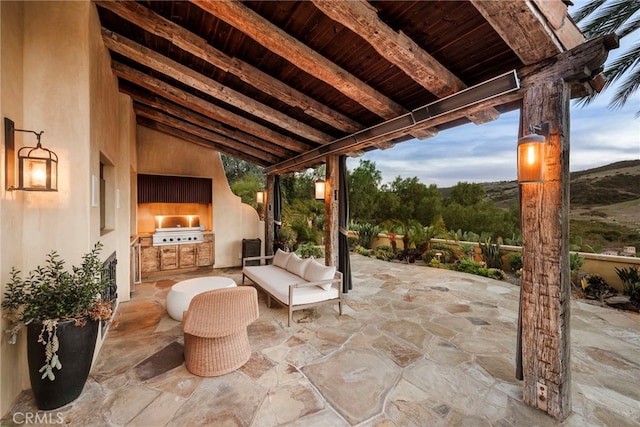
[375,247,396,261]
[352,222,382,250]
[422,244,455,264]
[479,238,504,269]
[356,247,373,257]
[570,252,585,272]
[2,242,112,380]
[295,242,324,259]
[448,258,506,280]
[508,252,523,271]
[458,243,476,260]
[615,266,640,306]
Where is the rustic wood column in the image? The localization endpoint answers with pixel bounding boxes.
[519,78,571,420]
[265,174,275,256]
[324,155,339,266]
[517,34,617,421]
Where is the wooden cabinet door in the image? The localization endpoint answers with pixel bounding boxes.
[141,245,159,273]
[179,244,196,268]
[160,246,179,270]
[196,241,213,266]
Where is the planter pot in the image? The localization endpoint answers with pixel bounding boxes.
[27,318,99,410]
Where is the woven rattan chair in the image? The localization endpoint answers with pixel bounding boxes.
[183,286,259,376]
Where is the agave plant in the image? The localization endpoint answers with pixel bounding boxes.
[615,266,640,305]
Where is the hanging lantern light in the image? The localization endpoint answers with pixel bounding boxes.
[12,127,58,191]
[314,179,325,200]
[517,124,547,184]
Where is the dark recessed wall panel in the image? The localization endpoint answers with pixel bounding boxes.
[137,174,212,204]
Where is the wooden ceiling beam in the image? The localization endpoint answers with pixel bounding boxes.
[268,70,522,174]
[121,85,296,159]
[471,0,583,65]
[111,61,314,153]
[268,91,522,174]
[192,0,407,120]
[134,103,282,164]
[137,117,270,167]
[102,28,332,144]
[312,0,500,125]
[269,35,616,174]
[313,0,464,97]
[96,0,362,134]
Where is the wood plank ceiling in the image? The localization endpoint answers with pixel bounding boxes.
[95,0,583,174]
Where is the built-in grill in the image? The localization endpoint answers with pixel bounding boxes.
[152,215,204,246]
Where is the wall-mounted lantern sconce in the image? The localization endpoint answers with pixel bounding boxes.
[314,179,325,200]
[517,122,549,184]
[256,190,266,204]
[5,118,58,191]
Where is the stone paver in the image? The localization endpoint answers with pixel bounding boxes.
[2,254,639,426]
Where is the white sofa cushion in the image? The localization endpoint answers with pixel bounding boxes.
[286,253,311,278]
[243,264,338,306]
[304,260,336,291]
[272,249,291,269]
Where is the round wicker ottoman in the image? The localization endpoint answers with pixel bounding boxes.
[166,276,236,321]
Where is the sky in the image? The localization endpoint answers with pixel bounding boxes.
[346,16,639,188]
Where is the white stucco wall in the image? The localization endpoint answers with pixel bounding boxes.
[0,1,135,416]
[0,0,29,415]
[136,127,264,268]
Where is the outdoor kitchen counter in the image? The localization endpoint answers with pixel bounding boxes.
[138,232,214,278]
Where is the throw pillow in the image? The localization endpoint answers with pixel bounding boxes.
[304,260,336,291]
[286,253,311,278]
[272,249,291,269]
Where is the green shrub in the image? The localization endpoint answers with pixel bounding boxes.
[479,238,503,269]
[295,242,324,259]
[458,243,476,259]
[352,222,382,249]
[357,247,373,257]
[449,258,484,275]
[375,248,396,261]
[615,266,640,305]
[570,252,584,271]
[448,258,506,280]
[508,252,522,271]
[422,244,455,264]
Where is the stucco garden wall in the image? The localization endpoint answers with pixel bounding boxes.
[136,127,264,268]
[371,235,639,292]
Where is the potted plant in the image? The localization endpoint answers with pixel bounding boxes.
[2,242,113,410]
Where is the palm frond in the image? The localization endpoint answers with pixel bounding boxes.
[617,15,640,38]
[579,0,640,38]
[603,42,640,85]
[571,0,608,23]
[609,65,640,111]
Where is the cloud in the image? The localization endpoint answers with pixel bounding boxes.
[348,101,638,188]
[346,1,639,188]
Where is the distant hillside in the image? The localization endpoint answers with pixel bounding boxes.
[444,159,640,209]
[441,160,640,247]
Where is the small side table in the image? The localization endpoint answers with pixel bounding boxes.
[167,276,236,321]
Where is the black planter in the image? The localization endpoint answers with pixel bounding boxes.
[27,318,99,410]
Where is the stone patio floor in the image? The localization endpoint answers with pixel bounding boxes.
[3,254,640,426]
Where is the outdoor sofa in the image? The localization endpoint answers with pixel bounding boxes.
[242,249,343,326]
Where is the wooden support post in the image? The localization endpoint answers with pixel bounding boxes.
[519,79,572,420]
[324,155,339,267]
[265,174,275,257]
[516,34,617,421]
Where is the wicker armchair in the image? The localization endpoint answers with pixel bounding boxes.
[183,286,259,376]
